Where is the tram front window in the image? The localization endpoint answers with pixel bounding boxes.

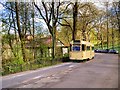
[72,45,80,51]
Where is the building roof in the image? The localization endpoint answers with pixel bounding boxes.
[25,35,69,48]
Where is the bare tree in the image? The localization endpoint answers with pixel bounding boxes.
[34,0,62,59]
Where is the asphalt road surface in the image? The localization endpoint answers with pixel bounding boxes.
[2,53,119,88]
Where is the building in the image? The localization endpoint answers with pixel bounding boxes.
[25,35,69,57]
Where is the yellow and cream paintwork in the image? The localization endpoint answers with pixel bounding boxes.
[69,40,95,60]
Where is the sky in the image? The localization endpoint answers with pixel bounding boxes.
[0,0,119,34]
[1,0,119,2]
[0,0,117,13]
[0,4,4,12]
[0,4,4,34]
[0,0,118,15]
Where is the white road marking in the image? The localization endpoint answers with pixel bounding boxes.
[69,65,75,68]
[32,75,43,79]
[22,75,43,83]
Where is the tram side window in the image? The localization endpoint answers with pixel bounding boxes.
[72,45,80,51]
[82,44,85,51]
[87,46,90,50]
[92,47,94,50]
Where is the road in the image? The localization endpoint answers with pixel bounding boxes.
[2,53,119,88]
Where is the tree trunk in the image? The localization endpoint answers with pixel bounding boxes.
[32,2,35,60]
[7,8,16,58]
[82,29,86,41]
[72,1,78,41]
[15,2,26,61]
[51,1,56,60]
[106,2,109,50]
[112,24,114,49]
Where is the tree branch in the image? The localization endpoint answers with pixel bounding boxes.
[58,18,72,31]
[34,2,47,23]
[0,2,15,12]
[42,2,49,23]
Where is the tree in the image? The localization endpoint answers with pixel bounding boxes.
[105,2,109,50]
[0,2,18,58]
[72,1,78,40]
[1,1,38,62]
[57,23,72,46]
[107,2,120,49]
[34,0,63,60]
[77,2,100,41]
[15,2,26,61]
[112,2,120,48]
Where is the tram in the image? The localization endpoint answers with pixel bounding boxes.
[69,40,94,60]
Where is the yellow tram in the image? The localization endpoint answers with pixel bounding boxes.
[69,40,94,60]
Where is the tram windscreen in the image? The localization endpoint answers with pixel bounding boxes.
[72,45,80,51]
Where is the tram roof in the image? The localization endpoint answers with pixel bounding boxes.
[70,40,94,46]
[81,41,94,46]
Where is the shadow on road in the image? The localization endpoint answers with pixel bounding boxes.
[62,57,94,63]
